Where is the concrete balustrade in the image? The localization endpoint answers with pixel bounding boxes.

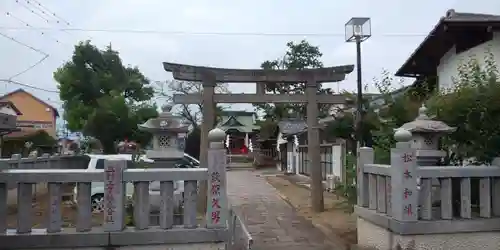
[0,166,229,249]
[358,163,500,227]
[0,127,255,249]
[356,129,500,250]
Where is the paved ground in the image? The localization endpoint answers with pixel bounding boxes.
[226,169,342,250]
[265,174,357,248]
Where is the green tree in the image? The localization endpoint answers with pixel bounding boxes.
[325,70,421,160]
[256,40,334,119]
[54,41,158,153]
[427,50,499,164]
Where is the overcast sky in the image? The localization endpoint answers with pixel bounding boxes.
[0,0,499,118]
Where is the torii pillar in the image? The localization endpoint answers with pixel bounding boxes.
[200,73,216,172]
[306,77,322,209]
[199,73,216,214]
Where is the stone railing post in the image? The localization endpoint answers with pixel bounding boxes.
[206,128,228,228]
[10,154,21,169]
[390,129,418,222]
[103,159,127,231]
[357,147,374,207]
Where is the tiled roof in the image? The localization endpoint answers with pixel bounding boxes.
[396,9,500,77]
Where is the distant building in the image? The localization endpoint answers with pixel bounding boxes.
[0,101,22,156]
[216,111,260,154]
[0,89,59,139]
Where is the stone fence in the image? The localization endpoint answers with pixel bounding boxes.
[0,152,88,170]
[0,128,246,249]
[0,153,89,206]
[356,130,500,250]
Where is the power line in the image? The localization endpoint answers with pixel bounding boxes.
[0,79,59,93]
[5,11,30,26]
[6,54,49,80]
[29,0,70,25]
[0,26,430,37]
[24,0,58,23]
[0,31,48,55]
[14,0,50,23]
[18,1,76,38]
[3,9,71,79]
[6,5,84,43]
[6,11,63,44]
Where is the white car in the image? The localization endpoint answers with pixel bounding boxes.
[74,153,200,213]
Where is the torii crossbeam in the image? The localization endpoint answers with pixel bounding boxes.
[163,62,354,212]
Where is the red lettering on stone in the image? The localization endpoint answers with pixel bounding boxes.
[211,211,220,224]
[212,198,221,209]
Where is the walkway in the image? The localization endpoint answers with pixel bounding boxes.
[226,169,341,250]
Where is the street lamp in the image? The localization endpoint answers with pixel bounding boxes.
[345,17,371,148]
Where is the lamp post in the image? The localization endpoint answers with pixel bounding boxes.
[345,17,371,148]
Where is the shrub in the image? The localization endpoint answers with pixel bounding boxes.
[427,49,499,165]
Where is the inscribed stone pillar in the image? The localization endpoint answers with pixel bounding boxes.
[206,128,228,228]
[199,73,216,215]
[103,159,126,232]
[306,78,323,212]
[390,129,418,222]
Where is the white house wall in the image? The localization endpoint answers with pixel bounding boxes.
[0,106,17,116]
[437,32,500,91]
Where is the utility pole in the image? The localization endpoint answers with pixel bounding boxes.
[355,35,364,148]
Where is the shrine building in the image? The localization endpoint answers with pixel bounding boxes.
[216,111,260,155]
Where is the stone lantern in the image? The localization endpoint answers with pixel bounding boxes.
[398,104,456,166]
[138,104,189,165]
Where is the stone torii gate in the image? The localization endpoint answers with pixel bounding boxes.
[163,62,354,212]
